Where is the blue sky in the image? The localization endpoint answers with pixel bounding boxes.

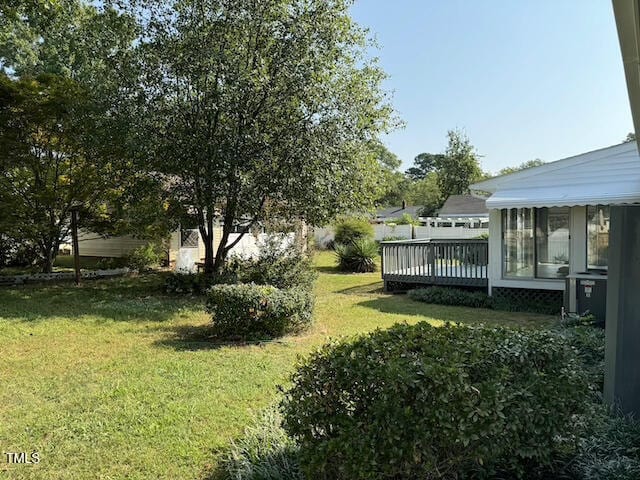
[350,0,633,174]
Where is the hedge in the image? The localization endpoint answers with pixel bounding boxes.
[282,322,591,479]
[206,284,313,339]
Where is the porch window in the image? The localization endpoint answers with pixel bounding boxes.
[503,208,534,277]
[535,207,569,278]
[587,205,609,270]
[502,207,570,279]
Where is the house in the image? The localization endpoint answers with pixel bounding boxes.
[373,201,422,224]
[469,141,639,312]
[429,194,488,228]
[380,141,638,317]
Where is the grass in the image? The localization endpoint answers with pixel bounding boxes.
[0,251,556,479]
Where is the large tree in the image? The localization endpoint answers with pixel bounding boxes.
[405,153,445,181]
[436,129,483,198]
[371,141,408,207]
[0,1,154,272]
[128,0,395,274]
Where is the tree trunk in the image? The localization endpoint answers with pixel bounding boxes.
[42,247,55,274]
[212,222,232,276]
[202,211,215,275]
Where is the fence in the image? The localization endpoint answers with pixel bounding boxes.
[314,224,487,247]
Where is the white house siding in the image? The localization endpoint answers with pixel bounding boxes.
[77,231,148,258]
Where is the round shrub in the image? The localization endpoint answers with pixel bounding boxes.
[282,322,591,480]
[335,237,378,273]
[206,284,313,339]
[334,218,374,245]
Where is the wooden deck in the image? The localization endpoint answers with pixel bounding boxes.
[381,239,489,290]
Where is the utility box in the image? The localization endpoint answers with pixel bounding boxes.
[565,272,608,322]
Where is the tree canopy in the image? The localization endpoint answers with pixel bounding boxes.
[498,158,545,176]
[121,0,395,273]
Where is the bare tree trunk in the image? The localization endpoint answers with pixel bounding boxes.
[212,221,232,276]
[202,210,215,275]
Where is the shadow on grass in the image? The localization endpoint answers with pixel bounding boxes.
[356,295,556,329]
[336,281,384,296]
[0,273,202,323]
[154,323,290,351]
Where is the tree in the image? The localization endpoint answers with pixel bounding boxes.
[625,132,636,142]
[370,141,409,207]
[128,0,395,275]
[0,74,109,272]
[437,129,483,198]
[405,153,445,181]
[405,173,441,216]
[498,158,545,176]
[0,1,151,272]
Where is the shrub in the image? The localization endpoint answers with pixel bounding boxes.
[333,218,374,245]
[335,237,378,272]
[282,322,591,480]
[127,242,164,272]
[408,286,492,308]
[408,286,561,315]
[219,406,303,480]
[206,284,313,339]
[165,272,216,295]
[559,325,605,391]
[229,236,316,291]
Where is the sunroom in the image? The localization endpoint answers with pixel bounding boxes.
[470,141,640,317]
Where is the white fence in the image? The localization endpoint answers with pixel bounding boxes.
[414,225,488,240]
[314,224,488,247]
[226,232,294,258]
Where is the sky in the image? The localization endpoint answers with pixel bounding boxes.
[350,0,634,174]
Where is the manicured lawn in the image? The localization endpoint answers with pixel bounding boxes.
[0,251,555,479]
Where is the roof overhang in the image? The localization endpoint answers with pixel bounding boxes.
[613,0,640,149]
[486,184,640,209]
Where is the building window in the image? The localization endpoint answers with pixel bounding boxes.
[502,207,570,279]
[180,229,199,248]
[535,207,570,278]
[587,205,609,270]
[503,208,534,277]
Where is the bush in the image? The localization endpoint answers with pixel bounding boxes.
[127,242,164,272]
[219,406,303,480]
[335,237,378,273]
[165,272,215,295]
[408,286,492,308]
[206,284,313,339]
[559,325,605,391]
[282,322,591,480]
[228,236,316,291]
[408,286,561,315]
[333,218,374,245]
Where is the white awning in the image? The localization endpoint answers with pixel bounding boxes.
[486,183,640,209]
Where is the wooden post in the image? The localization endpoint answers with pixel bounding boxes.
[71,208,81,285]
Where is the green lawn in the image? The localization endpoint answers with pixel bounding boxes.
[0,251,555,479]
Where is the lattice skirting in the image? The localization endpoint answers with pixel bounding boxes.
[491,287,564,311]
